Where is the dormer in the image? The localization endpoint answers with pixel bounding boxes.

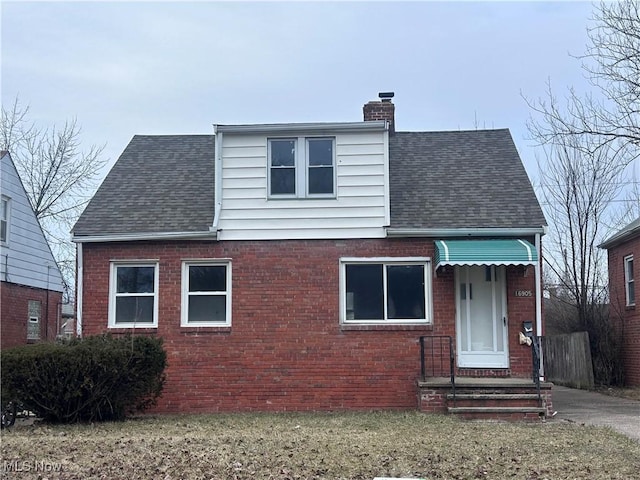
[213,111,391,241]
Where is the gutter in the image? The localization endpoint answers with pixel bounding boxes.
[216,120,387,135]
[72,230,218,244]
[599,223,640,249]
[386,227,546,237]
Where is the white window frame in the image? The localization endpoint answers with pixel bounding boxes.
[339,257,432,325]
[1,195,10,246]
[268,136,336,199]
[181,260,232,327]
[108,261,159,328]
[624,255,635,307]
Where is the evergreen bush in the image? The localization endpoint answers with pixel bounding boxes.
[1,334,166,423]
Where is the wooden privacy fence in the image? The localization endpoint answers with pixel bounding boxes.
[542,332,594,389]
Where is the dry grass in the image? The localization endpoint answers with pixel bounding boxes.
[596,386,640,402]
[1,412,639,479]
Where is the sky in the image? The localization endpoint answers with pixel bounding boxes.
[0,0,607,192]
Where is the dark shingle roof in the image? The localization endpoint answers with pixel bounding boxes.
[73,135,215,236]
[74,128,545,237]
[389,129,546,229]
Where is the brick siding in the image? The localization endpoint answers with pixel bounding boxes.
[1,282,62,349]
[81,238,540,412]
[607,234,640,386]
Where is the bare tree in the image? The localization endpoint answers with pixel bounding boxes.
[527,1,639,385]
[1,98,106,299]
[538,138,625,319]
[527,0,639,162]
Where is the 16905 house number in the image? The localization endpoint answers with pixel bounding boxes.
[514,290,533,297]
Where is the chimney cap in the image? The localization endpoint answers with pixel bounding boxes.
[378,92,395,102]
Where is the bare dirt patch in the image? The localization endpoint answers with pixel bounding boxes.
[1,412,639,479]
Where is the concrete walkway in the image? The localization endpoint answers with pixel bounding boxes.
[551,385,640,441]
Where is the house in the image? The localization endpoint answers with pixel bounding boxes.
[0,151,65,349]
[72,94,551,418]
[600,217,639,386]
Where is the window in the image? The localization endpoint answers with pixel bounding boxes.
[181,261,231,327]
[625,255,635,306]
[268,137,335,198]
[307,138,334,195]
[1,196,9,244]
[27,300,41,341]
[341,258,431,324]
[109,262,158,328]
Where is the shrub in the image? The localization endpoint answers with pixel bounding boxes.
[1,334,166,423]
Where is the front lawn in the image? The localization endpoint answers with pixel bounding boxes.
[1,412,638,479]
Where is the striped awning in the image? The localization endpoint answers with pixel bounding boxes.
[434,239,538,269]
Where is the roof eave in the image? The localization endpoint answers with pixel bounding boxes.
[72,230,218,243]
[215,121,387,134]
[386,227,547,238]
[599,225,640,249]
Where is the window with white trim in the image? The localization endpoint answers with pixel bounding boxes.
[340,258,431,324]
[1,196,10,245]
[109,262,158,328]
[268,137,335,198]
[624,255,635,306]
[181,261,231,327]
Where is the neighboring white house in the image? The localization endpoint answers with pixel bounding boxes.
[0,151,64,348]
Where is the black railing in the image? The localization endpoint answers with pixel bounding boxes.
[419,336,455,397]
[531,335,542,405]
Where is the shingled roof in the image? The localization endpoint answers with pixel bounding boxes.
[600,216,640,249]
[72,135,215,236]
[389,129,546,229]
[73,128,545,237]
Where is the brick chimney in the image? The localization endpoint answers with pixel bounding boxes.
[363,92,395,133]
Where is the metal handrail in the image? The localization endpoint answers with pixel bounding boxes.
[419,335,455,401]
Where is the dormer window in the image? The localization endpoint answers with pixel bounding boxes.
[269,139,296,195]
[268,137,335,198]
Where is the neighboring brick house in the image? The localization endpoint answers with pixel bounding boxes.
[72,94,549,415]
[601,217,639,386]
[0,151,64,349]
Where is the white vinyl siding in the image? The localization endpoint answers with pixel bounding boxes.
[625,255,635,306]
[0,154,64,292]
[218,131,388,240]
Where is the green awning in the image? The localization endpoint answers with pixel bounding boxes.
[434,239,538,269]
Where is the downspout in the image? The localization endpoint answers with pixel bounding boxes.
[76,242,83,337]
[45,265,51,340]
[57,301,62,338]
[210,125,223,238]
[383,123,390,226]
[535,232,543,378]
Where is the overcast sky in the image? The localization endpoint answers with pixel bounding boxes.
[1,1,601,187]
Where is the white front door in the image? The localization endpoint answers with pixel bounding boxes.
[456,265,509,368]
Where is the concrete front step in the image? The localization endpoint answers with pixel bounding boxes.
[448,406,547,414]
[447,393,540,401]
[447,392,542,408]
[417,378,554,420]
[448,406,547,420]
